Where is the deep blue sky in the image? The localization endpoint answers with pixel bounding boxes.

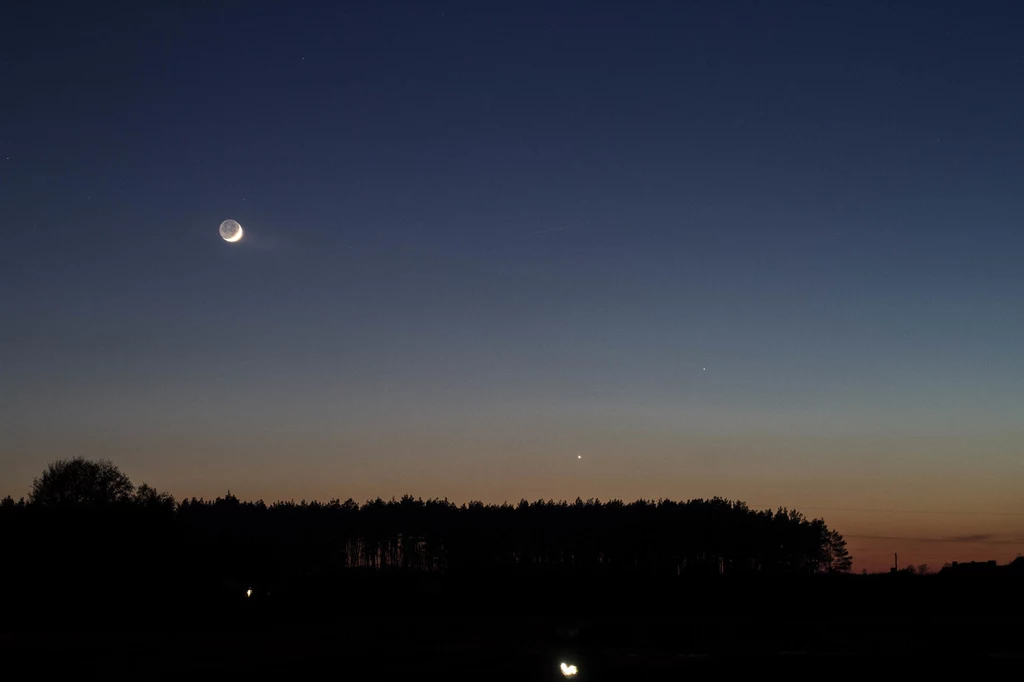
[2,1,1023,569]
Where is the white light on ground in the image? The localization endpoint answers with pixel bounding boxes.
[560,662,578,677]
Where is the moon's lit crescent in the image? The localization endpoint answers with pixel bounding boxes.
[219,219,244,243]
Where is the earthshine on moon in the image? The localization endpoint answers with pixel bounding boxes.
[220,219,243,243]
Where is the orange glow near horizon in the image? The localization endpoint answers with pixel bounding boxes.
[3,429,1022,574]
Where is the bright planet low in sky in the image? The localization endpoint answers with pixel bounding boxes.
[2,1,1023,573]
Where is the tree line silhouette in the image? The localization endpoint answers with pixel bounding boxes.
[8,460,1024,671]
[1,458,852,589]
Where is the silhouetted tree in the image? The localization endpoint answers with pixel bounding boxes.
[917,564,929,575]
[824,528,853,573]
[6,459,858,622]
[29,457,134,507]
[134,483,176,511]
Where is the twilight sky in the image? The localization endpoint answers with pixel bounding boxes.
[2,0,1022,571]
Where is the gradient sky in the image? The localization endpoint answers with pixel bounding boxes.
[2,1,1023,571]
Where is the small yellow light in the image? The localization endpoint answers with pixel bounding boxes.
[560,662,578,677]
[246,588,252,598]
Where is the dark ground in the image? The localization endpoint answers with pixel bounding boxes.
[3,573,1023,679]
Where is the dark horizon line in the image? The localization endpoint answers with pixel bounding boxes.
[747,504,1024,517]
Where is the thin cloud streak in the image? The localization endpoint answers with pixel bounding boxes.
[845,533,1024,545]
[528,222,580,236]
[748,505,1024,517]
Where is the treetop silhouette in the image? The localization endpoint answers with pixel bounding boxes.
[8,458,853,578]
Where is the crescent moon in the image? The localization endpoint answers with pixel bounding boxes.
[224,225,243,242]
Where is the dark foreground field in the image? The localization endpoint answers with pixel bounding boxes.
[4,631,1022,680]
[3,573,1023,679]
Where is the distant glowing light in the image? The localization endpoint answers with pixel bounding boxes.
[577,455,581,460]
[560,662,578,677]
[246,588,252,598]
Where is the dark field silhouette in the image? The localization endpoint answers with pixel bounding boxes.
[2,459,1022,679]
